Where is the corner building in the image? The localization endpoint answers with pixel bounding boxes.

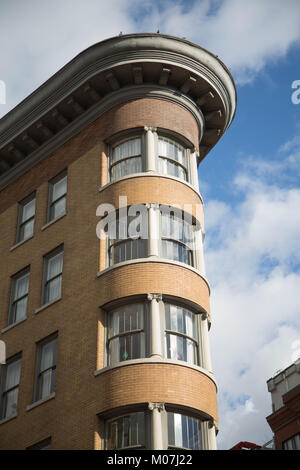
[0,34,236,450]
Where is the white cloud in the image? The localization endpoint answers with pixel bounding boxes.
[136,0,300,83]
[1,0,300,118]
[204,141,300,448]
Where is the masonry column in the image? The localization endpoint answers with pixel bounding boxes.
[147,294,163,358]
[145,126,157,172]
[200,313,213,373]
[147,203,160,257]
[148,402,165,450]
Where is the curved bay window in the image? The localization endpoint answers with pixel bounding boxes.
[105,300,201,368]
[168,412,202,450]
[161,209,195,267]
[158,137,188,181]
[165,303,198,365]
[106,412,146,450]
[110,137,142,181]
[107,303,146,365]
[107,129,195,185]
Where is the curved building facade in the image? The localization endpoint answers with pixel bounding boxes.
[0,34,236,450]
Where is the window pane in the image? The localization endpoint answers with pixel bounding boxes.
[14,273,29,300]
[168,412,202,450]
[5,360,21,390]
[111,156,142,180]
[20,219,34,240]
[4,388,19,418]
[106,412,145,449]
[162,239,192,265]
[108,304,145,365]
[14,297,28,322]
[51,197,66,220]
[39,369,53,399]
[111,239,147,264]
[112,139,141,163]
[46,276,62,302]
[41,340,56,371]
[47,253,63,280]
[158,157,187,180]
[52,176,67,202]
[22,198,35,222]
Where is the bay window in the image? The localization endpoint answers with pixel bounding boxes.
[105,300,201,368]
[107,205,196,269]
[108,129,195,185]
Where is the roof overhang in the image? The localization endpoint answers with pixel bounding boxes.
[0,33,237,191]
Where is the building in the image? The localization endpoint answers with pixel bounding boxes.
[266,359,300,450]
[0,33,236,450]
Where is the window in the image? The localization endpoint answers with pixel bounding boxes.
[283,434,300,450]
[107,303,146,365]
[34,335,57,402]
[168,412,202,450]
[106,205,197,269]
[16,193,35,243]
[161,208,195,267]
[8,268,30,325]
[158,137,187,181]
[42,246,63,305]
[105,412,146,450]
[108,210,147,266]
[110,138,143,181]
[0,354,21,419]
[165,304,199,365]
[105,300,201,367]
[108,130,193,184]
[48,171,67,222]
[27,438,52,450]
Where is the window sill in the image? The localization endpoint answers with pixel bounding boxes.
[10,235,34,252]
[35,296,62,315]
[26,392,55,412]
[41,212,67,231]
[1,316,27,334]
[0,412,18,426]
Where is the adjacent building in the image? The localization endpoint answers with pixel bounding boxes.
[0,33,236,449]
[266,359,300,450]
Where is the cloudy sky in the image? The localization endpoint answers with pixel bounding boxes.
[1,0,300,450]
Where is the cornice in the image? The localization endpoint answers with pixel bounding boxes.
[0,33,237,191]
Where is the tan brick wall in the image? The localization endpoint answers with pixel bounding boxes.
[97,262,210,313]
[0,97,212,450]
[95,363,218,420]
[98,176,204,224]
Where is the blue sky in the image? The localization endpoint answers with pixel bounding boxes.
[0,0,300,450]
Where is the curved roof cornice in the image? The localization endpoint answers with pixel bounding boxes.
[0,33,237,190]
